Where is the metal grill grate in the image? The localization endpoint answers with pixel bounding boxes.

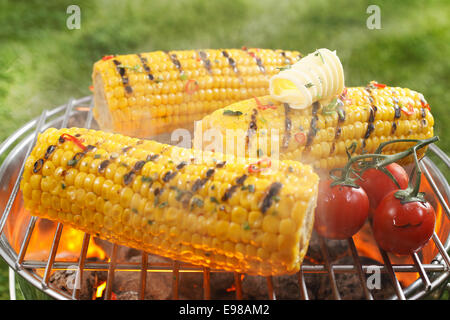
[0,96,449,300]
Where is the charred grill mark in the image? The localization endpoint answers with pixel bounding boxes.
[137,53,154,81]
[98,160,111,173]
[305,102,320,147]
[44,145,57,160]
[123,171,135,185]
[260,182,283,213]
[221,174,248,202]
[222,50,240,76]
[280,51,292,64]
[122,146,132,153]
[133,160,146,172]
[362,88,378,149]
[205,168,215,178]
[235,174,248,185]
[176,161,187,170]
[162,171,177,182]
[198,51,213,75]
[146,154,160,162]
[33,159,44,173]
[246,108,258,149]
[221,185,239,202]
[255,57,266,74]
[113,59,133,94]
[192,178,208,193]
[391,121,397,134]
[282,103,292,148]
[215,161,226,168]
[166,52,184,75]
[393,97,401,119]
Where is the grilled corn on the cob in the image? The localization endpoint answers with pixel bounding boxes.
[20,127,319,276]
[93,48,302,138]
[198,84,434,170]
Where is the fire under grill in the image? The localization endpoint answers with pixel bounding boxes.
[0,96,449,300]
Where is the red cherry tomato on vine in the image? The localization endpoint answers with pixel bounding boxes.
[372,190,436,255]
[314,179,369,240]
[358,163,409,209]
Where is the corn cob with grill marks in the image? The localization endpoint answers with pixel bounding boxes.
[198,84,434,170]
[20,127,319,276]
[93,48,302,138]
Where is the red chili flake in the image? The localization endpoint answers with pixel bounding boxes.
[401,103,415,116]
[59,133,87,151]
[248,51,256,58]
[89,85,94,92]
[241,46,248,51]
[420,99,431,111]
[248,158,272,173]
[294,132,306,145]
[185,79,199,95]
[101,55,114,61]
[253,96,277,110]
[373,83,386,89]
[339,87,348,99]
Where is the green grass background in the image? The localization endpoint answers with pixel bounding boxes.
[0,0,449,299]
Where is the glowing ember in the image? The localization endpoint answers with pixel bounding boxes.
[95,281,106,298]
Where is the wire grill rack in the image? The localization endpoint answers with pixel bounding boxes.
[0,96,449,300]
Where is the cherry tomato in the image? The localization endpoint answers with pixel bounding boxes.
[358,163,409,209]
[314,179,369,240]
[372,190,436,255]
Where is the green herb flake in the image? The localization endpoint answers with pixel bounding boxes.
[305,82,314,88]
[272,195,280,202]
[210,197,219,204]
[61,183,66,190]
[223,110,243,116]
[158,201,168,208]
[179,73,188,81]
[247,184,255,193]
[243,222,250,230]
[94,154,101,159]
[276,65,292,71]
[67,159,78,167]
[141,176,153,183]
[147,220,154,225]
[132,208,138,213]
[314,50,325,64]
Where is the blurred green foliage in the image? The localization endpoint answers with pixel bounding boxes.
[0,0,448,300]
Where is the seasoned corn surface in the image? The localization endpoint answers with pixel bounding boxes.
[93,48,302,137]
[199,84,434,169]
[21,128,319,276]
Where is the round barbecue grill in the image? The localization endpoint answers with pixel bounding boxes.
[0,96,449,300]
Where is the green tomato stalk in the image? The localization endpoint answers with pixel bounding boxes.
[329,136,439,190]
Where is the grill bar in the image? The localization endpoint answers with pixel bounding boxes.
[140,252,148,300]
[266,276,276,300]
[297,269,309,300]
[73,233,91,299]
[172,261,180,299]
[347,238,374,300]
[319,237,341,299]
[105,244,118,300]
[378,248,406,300]
[234,272,243,300]
[203,267,211,299]
[16,216,38,268]
[411,252,431,292]
[41,223,64,287]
